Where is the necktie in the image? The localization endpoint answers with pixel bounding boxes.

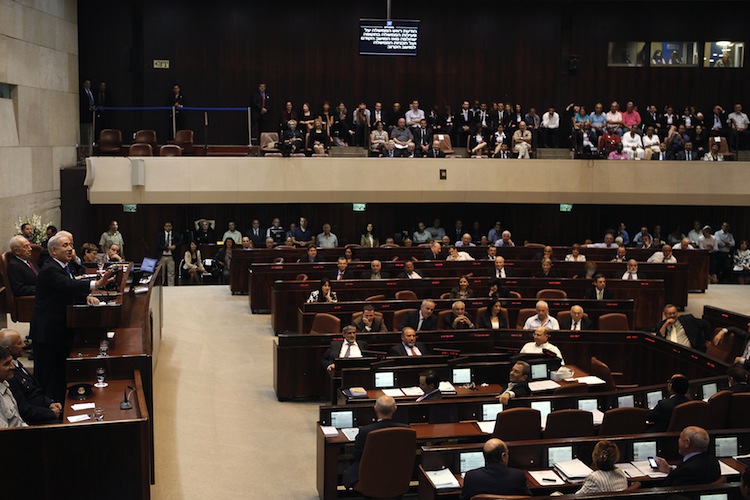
[573,322,579,331]
[261,92,266,106]
[597,290,603,300]
[65,265,72,278]
[338,272,343,280]
[86,89,94,105]
[628,273,634,280]
[408,346,415,356]
[344,342,353,358]
[27,260,38,276]
[417,317,424,331]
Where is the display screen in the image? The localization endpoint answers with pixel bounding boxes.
[330,410,354,429]
[482,403,503,421]
[617,395,635,408]
[452,368,471,384]
[359,19,419,56]
[646,391,662,410]
[530,363,547,380]
[548,446,573,467]
[459,451,485,474]
[578,399,598,412]
[714,436,738,457]
[633,441,657,461]
[702,382,718,399]
[375,371,395,388]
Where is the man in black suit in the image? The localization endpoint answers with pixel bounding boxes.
[712,321,750,369]
[489,256,516,279]
[397,260,423,279]
[31,231,113,403]
[94,80,113,134]
[399,300,438,331]
[416,370,442,401]
[412,119,433,157]
[646,374,689,432]
[343,395,408,488]
[7,235,39,297]
[421,241,443,261]
[388,327,430,356]
[496,361,531,405]
[675,141,699,161]
[156,221,180,286]
[727,364,750,393]
[708,105,729,138]
[79,79,95,147]
[250,82,271,145]
[426,139,446,158]
[657,304,709,351]
[328,257,353,281]
[321,326,369,372]
[583,274,614,300]
[361,260,388,280]
[461,438,532,500]
[167,83,186,138]
[297,246,322,263]
[456,100,474,148]
[559,305,593,330]
[656,426,720,486]
[352,305,388,333]
[0,329,60,424]
[245,219,265,247]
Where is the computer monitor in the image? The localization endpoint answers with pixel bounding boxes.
[530,363,548,381]
[632,441,657,461]
[452,367,472,385]
[459,451,485,474]
[577,399,598,412]
[140,257,157,273]
[481,403,503,421]
[374,371,395,388]
[531,401,552,420]
[330,410,355,429]
[702,382,718,399]
[646,390,662,410]
[714,436,738,457]
[547,445,573,467]
[699,495,728,500]
[617,395,635,408]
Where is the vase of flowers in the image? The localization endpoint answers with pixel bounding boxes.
[14,214,54,245]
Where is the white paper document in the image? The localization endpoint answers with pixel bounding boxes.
[341,427,360,441]
[529,470,565,485]
[720,461,740,476]
[564,376,606,386]
[588,409,604,425]
[67,414,91,423]
[425,468,460,489]
[554,458,593,482]
[320,425,339,438]
[476,421,496,434]
[381,388,404,397]
[401,386,424,397]
[529,380,561,392]
[71,403,96,411]
[438,381,457,394]
[631,461,668,478]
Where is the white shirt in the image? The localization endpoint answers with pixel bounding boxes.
[699,235,717,252]
[647,252,677,263]
[222,230,242,243]
[714,229,735,253]
[523,315,560,331]
[728,111,749,131]
[0,381,27,428]
[520,341,565,364]
[621,132,643,149]
[565,254,586,262]
[672,243,694,250]
[405,108,425,127]
[447,251,474,261]
[337,342,362,358]
[542,112,560,129]
[622,271,639,280]
[316,232,338,248]
[587,242,619,249]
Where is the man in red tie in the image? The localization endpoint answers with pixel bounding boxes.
[328,257,351,281]
[388,327,431,356]
[7,235,39,297]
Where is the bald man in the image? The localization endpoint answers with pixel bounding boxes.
[559,305,593,330]
[460,438,531,499]
[656,426,720,486]
[7,235,39,297]
[343,395,409,489]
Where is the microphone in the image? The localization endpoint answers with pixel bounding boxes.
[120,385,136,410]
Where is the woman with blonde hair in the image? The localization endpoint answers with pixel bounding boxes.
[575,440,628,494]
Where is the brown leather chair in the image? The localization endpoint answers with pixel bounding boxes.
[309,313,341,334]
[439,292,451,299]
[134,129,157,149]
[294,273,308,281]
[598,407,648,436]
[395,290,418,301]
[379,243,400,248]
[437,309,454,329]
[272,257,284,264]
[97,128,122,155]
[260,132,282,156]
[508,291,522,299]
[728,393,750,428]
[159,144,182,156]
[492,407,541,441]
[365,294,385,302]
[598,313,630,331]
[544,409,595,438]
[0,251,36,322]
[353,427,416,498]
[590,356,637,391]
[553,382,588,395]
[705,327,736,363]
[274,245,295,250]
[515,308,537,329]
[128,143,153,156]
[706,390,732,429]
[666,400,710,432]
[344,243,362,249]
[392,309,416,332]
[536,288,567,299]
[434,134,455,154]
[173,129,194,154]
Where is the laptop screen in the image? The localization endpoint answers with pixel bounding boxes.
[548,446,573,467]
[646,391,662,410]
[578,399,598,412]
[617,395,635,408]
[140,257,157,273]
[481,403,503,421]
[330,410,354,429]
[530,363,547,380]
[702,382,718,399]
[452,368,472,385]
[459,451,485,474]
[633,441,657,461]
[374,372,395,388]
[714,436,738,457]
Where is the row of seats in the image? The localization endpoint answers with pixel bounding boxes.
[97,129,194,155]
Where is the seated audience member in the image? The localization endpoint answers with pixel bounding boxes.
[446,245,474,262]
[105,243,123,263]
[460,438,531,500]
[703,141,724,161]
[416,370,442,401]
[361,259,387,280]
[413,119,433,156]
[727,364,750,393]
[449,275,474,299]
[533,258,558,278]
[621,259,641,280]
[676,141,699,161]
[7,235,39,297]
[575,440,628,495]
[241,236,254,250]
[490,124,508,157]
[194,219,215,244]
[650,142,670,161]
[454,233,475,248]
[479,298,508,330]
[585,232,619,249]
[734,240,750,284]
[621,124,645,159]
[468,124,488,156]
[316,223,338,249]
[487,221,503,244]
[494,230,514,247]
[574,122,598,158]
[398,260,423,279]
[666,124,689,157]
[222,221,242,244]
[264,237,275,249]
[523,300,560,330]
[692,124,709,156]
[574,261,599,281]
[182,241,205,284]
[532,245,558,262]
[486,278,512,302]
[399,299,437,331]
[0,329,60,424]
[584,274,613,300]
[611,246,627,262]
[449,301,475,329]
[485,246,497,260]
[352,304,387,333]
[655,426,720,486]
[559,305,592,330]
[489,256,515,280]
[390,118,414,155]
[308,118,330,155]
[342,396,407,489]
[306,279,337,303]
[426,139,445,158]
[388,327,430,356]
[713,320,750,368]
[565,243,586,262]
[292,217,314,247]
[520,326,565,363]
[422,241,443,260]
[359,223,379,248]
[646,374,689,432]
[266,218,285,245]
[607,142,629,160]
[79,242,99,268]
[297,245,321,263]
[648,244,677,263]
[642,125,661,159]
[512,121,532,159]
[412,221,432,244]
[605,101,624,136]
[329,257,352,280]
[598,128,621,157]
[657,303,709,351]
[214,238,234,283]
[638,234,653,250]
[321,325,368,372]
[496,361,531,404]
[381,139,398,157]
[343,246,358,263]
[673,237,694,251]
[369,121,388,154]
[0,346,27,428]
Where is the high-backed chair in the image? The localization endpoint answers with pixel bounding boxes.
[474,307,510,329]
[728,393,750,428]
[492,408,541,441]
[134,129,157,149]
[598,407,648,436]
[0,251,36,322]
[309,313,341,334]
[515,308,537,329]
[508,291,522,299]
[434,134,455,154]
[590,356,637,391]
[705,327,736,363]
[666,400,710,432]
[97,128,122,155]
[392,309,416,332]
[536,289,567,299]
[272,257,284,264]
[437,309,454,329]
[439,292,451,299]
[128,143,153,156]
[395,290,417,301]
[173,129,194,154]
[294,273,308,281]
[598,313,630,331]
[543,409,595,439]
[354,427,416,498]
[159,144,182,156]
[365,294,385,302]
[260,132,282,156]
[706,390,732,429]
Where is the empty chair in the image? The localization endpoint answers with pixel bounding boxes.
[553,382,588,395]
[598,313,630,331]
[173,129,194,154]
[159,144,182,156]
[272,257,284,264]
[515,308,537,329]
[97,128,122,154]
[728,393,750,428]
[365,294,385,302]
[353,427,416,498]
[392,308,416,332]
[309,313,341,334]
[260,132,282,156]
[508,291,522,299]
[344,243,362,249]
[128,143,153,156]
[598,407,648,436]
[543,409,595,438]
[134,129,157,149]
[536,288,567,299]
[294,273,308,281]
[395,290,417,301]
[590,356,637,391]
[437,309,453,329]
[666,400,710,432]
[435,134,455,155]
[706,390,732,429]
[492,407,541,441]
[439,292,451,299]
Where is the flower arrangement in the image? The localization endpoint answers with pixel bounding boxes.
[14,214,54,245]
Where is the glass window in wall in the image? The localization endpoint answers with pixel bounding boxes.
[650,42,699,66]
[704,41,744,68]
[608,42,648,67]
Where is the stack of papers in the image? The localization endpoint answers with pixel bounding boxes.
[438,381,457,394]
[616,463,642,479]
[720,461,740,476]
[425,469,460,489]
[320,425,339,438]
[564,376,606,386]
[553,458,593,483]
[529,470,565,485]
[475,421,496,434]
[341,428,359,441]
[631,461,668,478]
[402,386,424,397]
[529,380,561,392]
[382,388,404,397]
[343,387,368,399]
[587,409,604,425]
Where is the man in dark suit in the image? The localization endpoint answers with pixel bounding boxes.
[675,141,699,161]
[388,327,430,357]
[656,426,720,486]
[461,438,532,499]
[713,321,750,369]
[250,82,271,145]
[31,231,113,403]
[321,326,369,372]
[360,259,388,280]
[399,300,438,331]
[583,274,614,300]
[343,395,408,488]
[297,246,322,263]
[489,256,516,279]
[156,221,180,286]
[7,235,39,297]
[426,139,446,158]
[727,363,750,393]
[352,305,388,333]
[328,257,353,281]
[94,80,113,133]
[496,361,531,404]
[421,241,443,261]
[167,83,186,138]
[79,79,95,147]
[245,219,265,247]
[456,100,474,148]
[416,370,442,401]
[646,374,689,432]
[0,329,60,424]
[397,260,423,279]
[412,119,432,156]
[657,304,709,351]
[559,305,593,330]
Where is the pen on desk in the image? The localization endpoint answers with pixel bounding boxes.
[622,470,631,478]
[542,478,556,482]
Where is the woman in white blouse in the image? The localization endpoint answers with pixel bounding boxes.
[576,440,628,494]
[565,243,586,262]
[641,125,661,159]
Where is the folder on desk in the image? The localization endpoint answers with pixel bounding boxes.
[438,381,457,394]
[343,387,368,399]
[553,458,593,483]
[425,468,460,489]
